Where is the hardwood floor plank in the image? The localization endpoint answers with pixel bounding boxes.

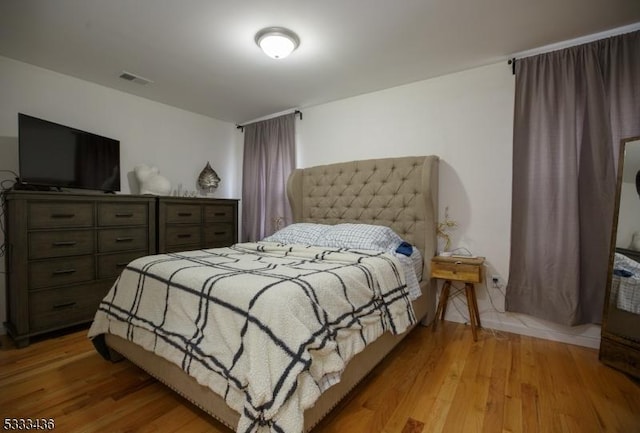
[542,339,602,433]
[505,334,522,402]
[372,327,447,432]
[135,403,213,433]
[1,322,639,433]
[502,394,523,433]
[520,382,541,433]
[441,328,493,432]
[400,417,424,433]
[567,344,640,433]
[416,397,451,433]
[411,328,466,431]
[481,335,509,433]
[482,373,506,433]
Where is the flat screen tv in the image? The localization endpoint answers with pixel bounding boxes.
[18,113,121,192]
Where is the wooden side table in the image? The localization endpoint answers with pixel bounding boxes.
[431,256,485,341]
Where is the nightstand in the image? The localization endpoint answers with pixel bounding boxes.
[431,255,485,341]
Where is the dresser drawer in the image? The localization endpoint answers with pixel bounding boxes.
[30,256,95,289]
[165,204,201,224]
[98,202,149,226]
[28,282,110,332]
[98,251,147,279]
[431,260,483,283]
[29,230,94,259]
[204,205,235,223]
[165,225,202,247]
[98,227,148,253]
[28,202,94,229]
[204,223,235,246]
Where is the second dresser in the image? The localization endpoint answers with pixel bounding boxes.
[157,197,239,253]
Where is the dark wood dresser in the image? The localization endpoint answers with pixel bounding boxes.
[157,197,238,253]
[4,191,156,347]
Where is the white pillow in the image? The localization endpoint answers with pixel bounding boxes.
[319,223,404,252]
[262,223,331,245]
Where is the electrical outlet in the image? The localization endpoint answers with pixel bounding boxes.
[491,274,500,285]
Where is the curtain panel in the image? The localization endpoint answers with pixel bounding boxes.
[506,30,640,325]
[241,113,296,242]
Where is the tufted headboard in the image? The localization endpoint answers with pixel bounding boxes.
[286,155,439,277]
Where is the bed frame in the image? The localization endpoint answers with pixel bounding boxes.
[103,155,439,431]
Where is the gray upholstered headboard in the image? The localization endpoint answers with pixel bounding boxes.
[286,155,439,276]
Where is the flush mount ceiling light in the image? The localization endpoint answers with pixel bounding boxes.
[255,27,300,59]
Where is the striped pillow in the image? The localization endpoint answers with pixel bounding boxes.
[262,223,331,246]
[319,223,404,252]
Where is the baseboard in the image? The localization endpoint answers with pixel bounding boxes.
[443,314,601,349]
[480,318,601,349]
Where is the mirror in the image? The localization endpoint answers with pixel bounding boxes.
[600,136,640,379]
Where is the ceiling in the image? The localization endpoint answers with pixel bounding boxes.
[1,1,639,124]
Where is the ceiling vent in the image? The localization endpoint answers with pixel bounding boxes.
[119,71,153,85]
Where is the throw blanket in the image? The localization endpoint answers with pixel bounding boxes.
[88,242,416,433]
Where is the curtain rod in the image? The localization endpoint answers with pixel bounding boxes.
[506,23,640,76]
[236,110,302,132]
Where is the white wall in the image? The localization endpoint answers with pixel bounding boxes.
[0,56,244,332]
[0,56,243,196]
[297,62,602,348]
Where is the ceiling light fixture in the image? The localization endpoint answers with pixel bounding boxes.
[255,27,300,60]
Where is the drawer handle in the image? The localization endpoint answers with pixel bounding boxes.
[214,231,226,235]
[52,302,76,310]
[52,268,76,275]
[178,212,193,217]
[116,262,129,267]
[115,237,134,242]
[115,212,134,218]
[214,212,226,216]
[177,233,192,239]
[52,241,77,247]
[51,213,75,219]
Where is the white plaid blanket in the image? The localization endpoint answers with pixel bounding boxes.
[89,242,416,433]
[613,252,640,314]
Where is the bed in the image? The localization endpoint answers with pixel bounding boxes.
[89,155,439,433]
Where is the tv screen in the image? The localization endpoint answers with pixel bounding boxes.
[18,113,120,192]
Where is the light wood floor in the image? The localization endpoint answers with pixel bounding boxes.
[1,322,639,433]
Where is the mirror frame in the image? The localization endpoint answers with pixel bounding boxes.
[600,135,640,378]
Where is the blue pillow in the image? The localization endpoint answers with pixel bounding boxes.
[614,269,634,278]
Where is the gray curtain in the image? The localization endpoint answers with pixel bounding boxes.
[241,113,296,242]
[506,30,640,325]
